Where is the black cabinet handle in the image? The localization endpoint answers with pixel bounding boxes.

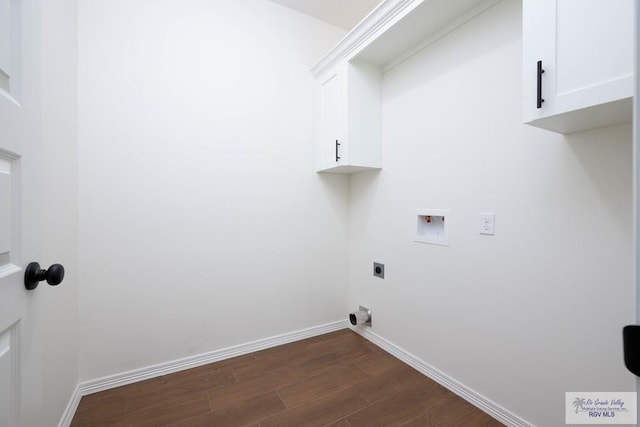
[537,60,545,109]
[24,262,65,290]
[623,325,640,376]
[335,140,341,162]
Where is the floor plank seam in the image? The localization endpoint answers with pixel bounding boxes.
[358,389,372,405]
[258,394,290,426]
[274,388,289,410]
[331,400,376,426]
[206,387,214,412]
[230,367,240,383]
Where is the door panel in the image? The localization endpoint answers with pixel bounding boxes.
[556,0,633,96]
[0,0,18,96]
[0,325,17,427]
[0,152,21,427]
[0,152,19,276]
[0,0,11,78]
[319,69,343,169]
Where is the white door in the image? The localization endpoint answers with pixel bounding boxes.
[0,0,44,425]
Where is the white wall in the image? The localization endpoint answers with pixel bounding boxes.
[78,0,348,380]
[347,1,635,426]
[40,0,79,423]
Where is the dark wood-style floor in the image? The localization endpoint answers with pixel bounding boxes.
[71,329,504,426]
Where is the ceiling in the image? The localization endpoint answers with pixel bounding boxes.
[267,0,382,30]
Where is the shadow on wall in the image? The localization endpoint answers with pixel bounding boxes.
[565,123,632,237]
[316,172,351,232]
[340,170,381,239]
[383,0,520,103]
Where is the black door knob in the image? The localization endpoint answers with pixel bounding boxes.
[24,262,65,290]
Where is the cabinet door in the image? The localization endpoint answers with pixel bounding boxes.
[523,0,633,133]
[319,68,344,170]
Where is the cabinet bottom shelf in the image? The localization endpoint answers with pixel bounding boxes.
[316,164,382,174]
[525,97,632,134]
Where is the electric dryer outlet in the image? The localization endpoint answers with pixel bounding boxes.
[373,262,384,278]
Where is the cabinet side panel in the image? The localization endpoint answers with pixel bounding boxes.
[347,61,382,168]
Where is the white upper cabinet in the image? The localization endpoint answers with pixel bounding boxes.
[312,0,501,173]
[523,0,634,134]
[317,61,382,173]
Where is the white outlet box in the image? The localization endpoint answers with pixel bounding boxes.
[480,212,495,235]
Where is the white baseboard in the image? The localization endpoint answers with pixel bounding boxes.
[58,319,348,426]
[59,320,531,427]
[352,326,533,427]
[79,320,349,396]
[57,384,81,427]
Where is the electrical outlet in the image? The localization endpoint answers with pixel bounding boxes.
[480,212,495,235]
[373,262,384,279]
